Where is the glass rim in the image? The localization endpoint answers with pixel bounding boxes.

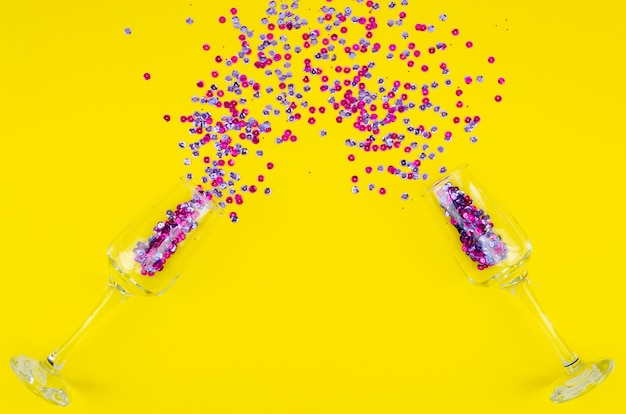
[420,162,469,197]
[179,176,224,214]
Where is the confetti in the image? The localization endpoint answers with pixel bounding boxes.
[435,182,508,270]
[133,188,213,276]
[156,0,506,222]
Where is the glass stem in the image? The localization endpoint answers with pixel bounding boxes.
[507,275,579,369]
[45,282,130,371]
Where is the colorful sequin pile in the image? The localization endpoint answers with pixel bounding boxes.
[435,182,508,270]
[139,0,505,222]
[133,187,213,276]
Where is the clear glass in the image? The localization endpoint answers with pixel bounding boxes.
[425,164,613,403]
[10,178,223,406]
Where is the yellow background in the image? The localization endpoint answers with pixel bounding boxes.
[1,0,625,412]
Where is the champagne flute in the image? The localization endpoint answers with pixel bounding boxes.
[425,164,613,403]
[10,178,223,406]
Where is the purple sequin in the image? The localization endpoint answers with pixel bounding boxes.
[133,187,212,276]
[436,182,508,270]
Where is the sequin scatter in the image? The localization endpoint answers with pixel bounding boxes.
[435,182,508,270]
[133,187,213,276]
[170,0,506,218]
[123,27,132,35]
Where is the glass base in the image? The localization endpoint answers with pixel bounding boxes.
[550,358,614,403]
[9,354,71,406]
